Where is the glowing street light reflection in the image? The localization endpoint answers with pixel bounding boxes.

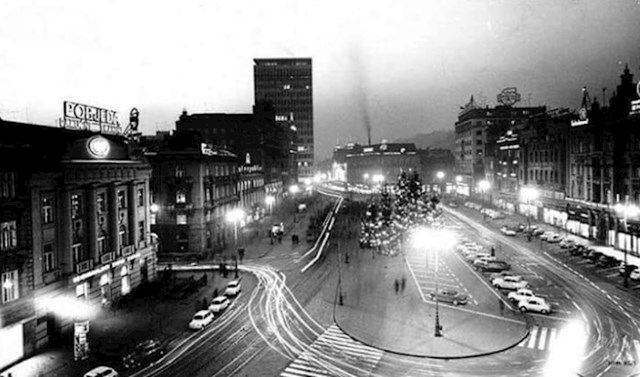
[411,227,456,337]
[543,320,588,376]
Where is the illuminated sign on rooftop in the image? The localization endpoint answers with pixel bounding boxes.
[60,101,121,135]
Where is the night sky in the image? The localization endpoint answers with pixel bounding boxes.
[1,0,639,161]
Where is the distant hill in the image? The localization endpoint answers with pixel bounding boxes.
[394,129,454,151]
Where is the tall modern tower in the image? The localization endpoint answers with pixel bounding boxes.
[254,58,314,183]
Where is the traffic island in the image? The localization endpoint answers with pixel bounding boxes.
[333,247,529,359]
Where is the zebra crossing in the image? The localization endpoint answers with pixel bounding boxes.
[517,325,558,351]
[280,324,383,377]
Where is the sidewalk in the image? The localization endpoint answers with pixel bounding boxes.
[461,201,640,269]
[333,212,528,359]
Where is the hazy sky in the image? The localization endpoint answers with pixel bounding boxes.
[1,0,640,161]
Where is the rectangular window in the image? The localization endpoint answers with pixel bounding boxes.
[205,187,211,202]
[176,191,186,204]
[72,243,83,263]
[0,172,15,199]
[117,190,126,209]
[176,215,187,225]
[97,192,106,213]
[175,165,185,178]
[137,188,144,207]
[138,220,145,241]
[71,194,82,220]
[42,196,54,225]
[2,270,19,302]
[43,243,55,272]
[97,236,106,255]
[119,227,127,248]
[0,220,17,251]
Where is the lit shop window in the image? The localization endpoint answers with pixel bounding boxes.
[2,270,19,303]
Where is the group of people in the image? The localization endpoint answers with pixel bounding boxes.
[394,276,407,294]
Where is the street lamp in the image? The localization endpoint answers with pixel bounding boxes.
[477,180,491,206]
[265,195,275,215]
[519,187,539,233]
[436,171,445,195]
[613,203,640,288]
[289,184,300,223]
[411,227,456,338]
[226,208,245,251]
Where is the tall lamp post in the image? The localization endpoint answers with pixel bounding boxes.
[226,208,245,252]
[289,184,299,223]
[478,180,491,207]
[436,171,445,196]
[614,203,640,288]
[412,227,456,338]
[519,187,539,232]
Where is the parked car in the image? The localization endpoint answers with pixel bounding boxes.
[500,226,517,236]
[569,244,587,256]
[586,251,604,263]
[516,223,527,232]
[122,339,166,369]
[473,255,497,268]
[531,228,545,236]
[466,252,491,262]
[518,297,551,314]
[189,310,214,330]
[632,269,640,281]
[209,296,230,313]
[478,260,511,272]
[559,239,576,249]
[493,275,529,290]
[619,264,639,277]
[540,232,555,241]
[429,289,469,305]
[489,270,517,282]
[224,280,242,296]
[547,234,563,243]
[507,288,538,303]
[84,366,119,377]
[595,255,620,268]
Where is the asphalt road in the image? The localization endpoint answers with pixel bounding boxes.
[133,190,640,377]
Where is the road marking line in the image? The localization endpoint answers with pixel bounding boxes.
[537,327,548,350]
[527,326,539,349]
[547,328,557,351]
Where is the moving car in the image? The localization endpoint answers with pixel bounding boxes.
[84,366,119,377]
[122,339,166,369]
[209,296,230,313]
[466,252,491,262]
[518,297,551,314]
[429,289,469,305]
[500,226,517,236]
[478,260,511,272]
[507,288,538,303]
[224,280,242,296]
[493,275,529,290]
[271,222,284,237]
[189,310,214,330]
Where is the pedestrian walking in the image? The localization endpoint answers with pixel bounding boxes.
[394,279,399,294]
[401,277,406,292]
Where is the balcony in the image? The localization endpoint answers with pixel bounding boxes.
[76,259,94,274]
[100,251,115,265]
[122,245,134,256]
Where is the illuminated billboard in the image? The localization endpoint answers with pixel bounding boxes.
[59,101,121,135]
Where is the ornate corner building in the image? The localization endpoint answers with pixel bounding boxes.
[0,120,158,369]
